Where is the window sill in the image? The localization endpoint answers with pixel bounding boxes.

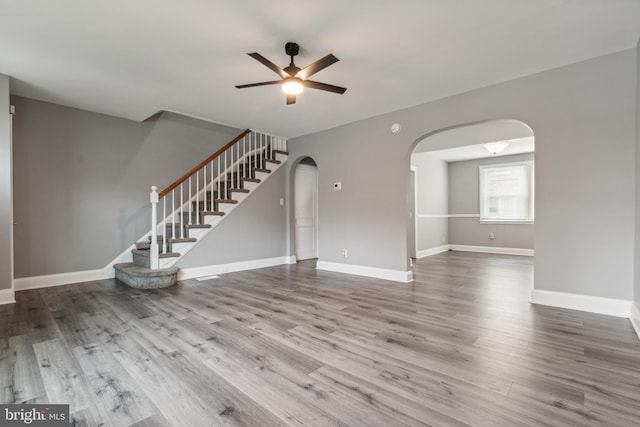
[479,220,534,225]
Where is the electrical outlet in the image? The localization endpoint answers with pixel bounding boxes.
[489,232,495,240]
[341,249,348,257]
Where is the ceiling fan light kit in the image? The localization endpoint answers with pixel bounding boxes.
[236,42,347,105]
[282,77,303,95]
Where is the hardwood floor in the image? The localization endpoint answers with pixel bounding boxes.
[1,251,640,426]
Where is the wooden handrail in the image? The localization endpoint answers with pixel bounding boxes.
[158,128,252,199]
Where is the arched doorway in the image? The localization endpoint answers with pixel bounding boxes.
[293,157,318,261]
[409,119,535,277]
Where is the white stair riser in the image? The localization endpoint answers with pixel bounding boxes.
[244,181,259,191]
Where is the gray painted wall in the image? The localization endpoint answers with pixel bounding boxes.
[635,38,640,307]
[288,50,636,300]
[178,166,287,267]
[0,75,11,290]
[448,153,534,249]
[12,96,245,277]
[411,153,448,251]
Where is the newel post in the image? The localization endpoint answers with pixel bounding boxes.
[150,186,159,270]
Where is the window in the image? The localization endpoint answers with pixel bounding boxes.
[479,161,534,223]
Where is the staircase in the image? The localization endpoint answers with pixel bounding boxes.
[114,129,288,288]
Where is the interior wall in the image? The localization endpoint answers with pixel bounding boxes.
[288,49,636,300]
[634,37,640,310]
[0,75,11,290]
[12,96,244,277]
[411,153,448,252]
[448,153,534,249]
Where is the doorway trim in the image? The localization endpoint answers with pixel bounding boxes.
[293,161,319,261]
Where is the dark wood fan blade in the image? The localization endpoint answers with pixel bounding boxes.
[304,80,347,94]
[286,94,297,105]
[247,53,290,78]
[298,54,339,79]
[235,80,282,89]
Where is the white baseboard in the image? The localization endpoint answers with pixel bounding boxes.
[529,289,632,318]
[417,245,449,258]
[449,244,534,256]
[14,255,294,291]
[316,261,413,283]
[14,267,115,291]
[0,288,16,305]
[630,302,640,341]
[179,256,292,280]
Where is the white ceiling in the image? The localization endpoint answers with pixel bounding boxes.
[1,1,639,138]
[413,119,534,162]
[424,136,535,163]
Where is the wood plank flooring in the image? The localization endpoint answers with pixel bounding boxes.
[1,251,639,426]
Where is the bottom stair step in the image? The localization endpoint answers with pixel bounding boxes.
[114,263,179,289]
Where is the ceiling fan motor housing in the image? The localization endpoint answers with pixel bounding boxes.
[285,42,300,57]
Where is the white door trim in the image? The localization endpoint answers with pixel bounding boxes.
[294,163,318,260]
[411,165,418,259]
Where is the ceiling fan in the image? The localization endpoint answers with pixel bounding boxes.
[235,42,347,105]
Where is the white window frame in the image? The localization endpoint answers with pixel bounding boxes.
[479,160,534,224]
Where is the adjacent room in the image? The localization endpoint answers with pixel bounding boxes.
[1,1,640,426]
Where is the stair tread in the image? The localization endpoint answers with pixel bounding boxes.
[132,248,181,258]
[203,211,225,216]
[254,168,271,173]
[215,198,238,204]
[265,158,282,164]
[273,150,288,155]
[141,237,186,245]
[167,237,197,243]
[144,234,198,244]
[185,224,211,229]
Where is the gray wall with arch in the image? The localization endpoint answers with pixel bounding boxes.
[288,49,636,300]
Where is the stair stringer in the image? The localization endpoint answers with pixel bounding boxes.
[158,152,287,268]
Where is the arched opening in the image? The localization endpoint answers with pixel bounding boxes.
[409,119,535,288]
[292,157,319,261]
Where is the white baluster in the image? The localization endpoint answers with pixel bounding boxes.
[188,176,193,225]
[217,156,221,208]
[180,184,184,238]
[172,190,176,244]
[210,160,214,212]
[203,165,207,219]
[224,150,227,199]
[235,141,239,188]
[196,169,200,224]
[149,186,159,270]
[253,132,257,175]
[243,136,246,181]
[162,196,167,254]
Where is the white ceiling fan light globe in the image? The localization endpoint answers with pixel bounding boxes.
[282,78,303,95]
